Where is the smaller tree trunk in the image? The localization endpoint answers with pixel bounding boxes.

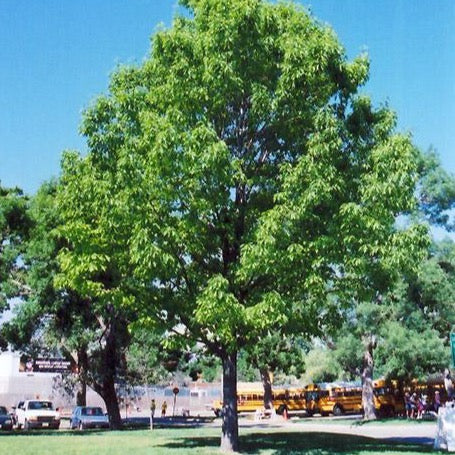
[102,377,122,429]
[76,348,88,406]
[361,334,377,421]
[92,373,122,429]
[76,381,87,407]
[91,318,124,429]
[260,367,273,410]
[220,350,239,452]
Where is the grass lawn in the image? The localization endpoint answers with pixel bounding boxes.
[0,426,437,455]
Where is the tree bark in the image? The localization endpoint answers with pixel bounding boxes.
[220,351,239,452]
[76,380,87,407]
[92,360,122,429]
[91,318,123,429]
[76,347,88,406]
[102,376,122,429]
[260,367,273,410]
[361,334,377,421]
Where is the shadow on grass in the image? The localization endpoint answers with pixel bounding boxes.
[0,429,110,437]
[161,432,435,454]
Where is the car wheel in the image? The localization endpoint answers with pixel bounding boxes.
[78,421,84,431]
[333,405,343,417]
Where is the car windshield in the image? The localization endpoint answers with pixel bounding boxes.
[81,407,104,416]
[28,401,53,410]
[0,406,7,415]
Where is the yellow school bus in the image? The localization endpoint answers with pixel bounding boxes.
[305,381,402,417]
[374,377,450,417]
[305,383,363,416]
[372,379,404,416]
[212,386,306,416]
[305,379,439,418]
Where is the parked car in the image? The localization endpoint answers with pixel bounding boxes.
[0,406,13,430]
[14,400,60,430]
[70,406,109,430]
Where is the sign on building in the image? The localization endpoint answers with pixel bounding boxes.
[19,356,73,373]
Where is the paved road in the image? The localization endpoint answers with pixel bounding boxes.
[236,415,437,446]
[294,421,435,445]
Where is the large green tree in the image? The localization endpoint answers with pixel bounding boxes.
[57,0,426,450]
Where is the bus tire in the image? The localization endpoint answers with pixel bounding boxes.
[276,404,287,415]
[333,405,344,417]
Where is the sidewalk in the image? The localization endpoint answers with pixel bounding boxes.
[236,416,437,446]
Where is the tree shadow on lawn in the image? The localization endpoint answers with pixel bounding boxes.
[161,431,435,454]
[0,429,108,437]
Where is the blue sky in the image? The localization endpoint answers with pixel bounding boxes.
[1,0,454,195]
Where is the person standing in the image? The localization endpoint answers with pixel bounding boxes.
[149,399,156,431]
[410,393,418,419]
[150,399,156,418]
[434,390,441,414]
[161,401,167,417]
[444,369,454,401]
[404,392,412,419]
[417,394,426,419]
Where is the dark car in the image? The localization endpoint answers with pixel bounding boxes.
[0,406,13,431]
[70,406,109,430]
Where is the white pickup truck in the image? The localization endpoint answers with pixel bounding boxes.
[14,400,60,430]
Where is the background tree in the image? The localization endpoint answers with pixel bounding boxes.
[1,180,143,428]
[375,239,455,378]
[125,326,182,386]
[241,333,307,409]
[417,148,455,229]
[301,345,342,384]
[315,238,454,404]
[57,0,427,450]
[325,149,455,419]
[0,183,30,341]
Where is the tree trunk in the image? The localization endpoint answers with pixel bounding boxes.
[92,364,122,429]
[220,351,239,452]
[76,348,88,406]
[361,334,377,421]
[76,381,87,407]
[102,376,122,429]
[91,319,123,429]
[260,367,273,410]
[103,320,122,429]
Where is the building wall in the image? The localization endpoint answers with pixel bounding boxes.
[0,351,104,410]
[0,351,221,414]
